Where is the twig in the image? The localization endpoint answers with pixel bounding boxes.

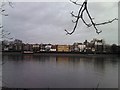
[95,18,118,26]
[65,0,118,35]
[65,0,86,35]
[70,0,81,6]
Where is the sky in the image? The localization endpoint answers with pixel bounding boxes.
[2,1,119,45]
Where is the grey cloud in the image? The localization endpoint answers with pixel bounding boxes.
[2,2,118,45]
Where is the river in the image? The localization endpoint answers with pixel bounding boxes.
[2,54,119,88]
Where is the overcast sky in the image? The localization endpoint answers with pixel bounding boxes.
[2,1,118,45]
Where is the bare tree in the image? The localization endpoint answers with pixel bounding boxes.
[0,29,13,40]
[0,1,13,89]
[0,0,14,66]
[65,0,118,35]
[0,0,13,16]
[0,0,13,41]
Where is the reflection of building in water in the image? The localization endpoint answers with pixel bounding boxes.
[56,56,69,63]
[23,55,33,60]
[93,56,105,73]
[56,56,81,65]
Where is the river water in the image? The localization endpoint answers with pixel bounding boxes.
[2,54,119,88]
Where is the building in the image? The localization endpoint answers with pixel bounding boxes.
[33,44,40,52]
[104,44,111,53]
[78,43,86,52]
[57,45,70,52]
[14,39,22,44]
[13,39,23,51]
[2,39,23,51]
[69,45,74,52]
[84,40,91,53]
[73,43,79,52]
[2,40,9,51]
[45,44,52,51]
[50,45,57,52]
[23,44,33,51]
[40,43,46,51]
[94,39,105,53]
[8,41,14,51]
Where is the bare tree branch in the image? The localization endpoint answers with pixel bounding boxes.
[0,0,14,16]
[80,4,92,27]
[0,25,3,29]
[0,0,14,41]
[65,0,118,35]
[1,9,5,12]
[72,20,77,23]
[71,11,78,18]
[70,0,81,6]
[65,0,85,35]
[95,18,118,26]
[84,1,102,34]
[1,13,8,16]
[0,29,13,40]
[8,1,14,8]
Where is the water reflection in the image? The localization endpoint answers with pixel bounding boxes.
[56,56,81,64]
[2,54,118,88]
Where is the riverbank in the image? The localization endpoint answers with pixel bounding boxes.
[1,51,119,57]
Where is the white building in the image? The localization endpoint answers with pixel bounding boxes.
[45,44,52,51]
[78,44,86,52]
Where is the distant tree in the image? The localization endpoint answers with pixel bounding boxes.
[65,0,118,35]
[111,44,118,53]
[118,45,120,54]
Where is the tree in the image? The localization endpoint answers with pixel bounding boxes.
[111,44,118,53]
[65,0,118,35]
[0,0,13,41]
